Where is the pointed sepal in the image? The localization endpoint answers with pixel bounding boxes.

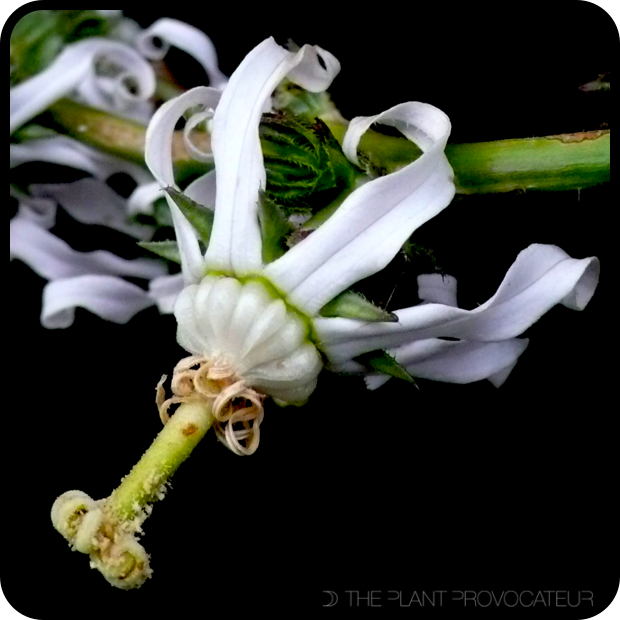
[164,187,213,245]
[356,350,419,387]
[138,240,181,264]
[320,291,398,322]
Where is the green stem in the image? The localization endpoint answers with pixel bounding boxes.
[42,99,610,193]
[108,400,215,521]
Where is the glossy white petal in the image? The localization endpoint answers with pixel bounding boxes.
[361,338,529,389]
[10,39,155,135]
[264,102,454,314]
[41,275,154,329]
[316,244,599,363]
[205,37,339,275]
[31,180,153,240]
[148,273,185,314]
[10,137,152,184]
[10,217,165,281]
[145,86,221,283]
[417,273,458,307]
[137,18,227,89]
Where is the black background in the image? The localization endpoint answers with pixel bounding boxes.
[5,2,617,618]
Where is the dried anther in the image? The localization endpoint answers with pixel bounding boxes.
[157,356,265,455]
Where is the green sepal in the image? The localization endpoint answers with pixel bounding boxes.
[320,291,398,323]
[164,187,213,244]
[138,241,181,264]
[258,191,293,264]
[356,350,419,388]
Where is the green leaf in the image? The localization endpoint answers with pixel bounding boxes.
[164,187,213,244]
[320,291,397,322]
[138,241,181,264]
[258,191,293,264]
[356,350,419,387]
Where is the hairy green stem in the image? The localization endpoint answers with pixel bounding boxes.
[43,99,610,193]
[108,400,215,521]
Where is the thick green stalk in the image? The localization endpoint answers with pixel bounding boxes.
[108,400,215,521]
[43,99,610,193]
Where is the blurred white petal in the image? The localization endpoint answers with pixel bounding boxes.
[316,244,599,363]
[148,273,184,314]
[10,216,165,280]
[127,181,163,216]
[10,186,56,229]
[10,39,155,135]
[42,275,154,328]
[264,102,454,314]
[10,136,152,185]
[31,179,153,240]
[137,18,227,89]
[205,37,340,275]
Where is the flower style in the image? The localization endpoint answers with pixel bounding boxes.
[145,37,599,456]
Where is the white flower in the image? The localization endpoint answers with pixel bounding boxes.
[142,36,597,455]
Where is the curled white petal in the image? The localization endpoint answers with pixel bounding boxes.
[137,18,227,89]
[10,39,155,135]
[42,275,155,328]
[316,244,599,363]
[10,136,152,185]
[264,102,454,314]
[205,37,339,275]
[10,217,165,281]
[145,86,221,283]
[31,179,153,240]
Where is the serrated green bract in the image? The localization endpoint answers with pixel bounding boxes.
[259,114,359,215]
[164,187,213,244]
[138,240,181,264]
[320,291,398,322]
[258,191,293,264]
[356,350,419,387]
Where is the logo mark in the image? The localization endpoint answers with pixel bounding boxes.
[323,591,338,607]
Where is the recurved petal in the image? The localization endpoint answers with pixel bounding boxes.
[316,244,599,363]
[41,275,154,328]
[145,86,221,282]
[137,18,227,89]
[263,102,454,315]
[204,37,339,276]
[10,39,155,135]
